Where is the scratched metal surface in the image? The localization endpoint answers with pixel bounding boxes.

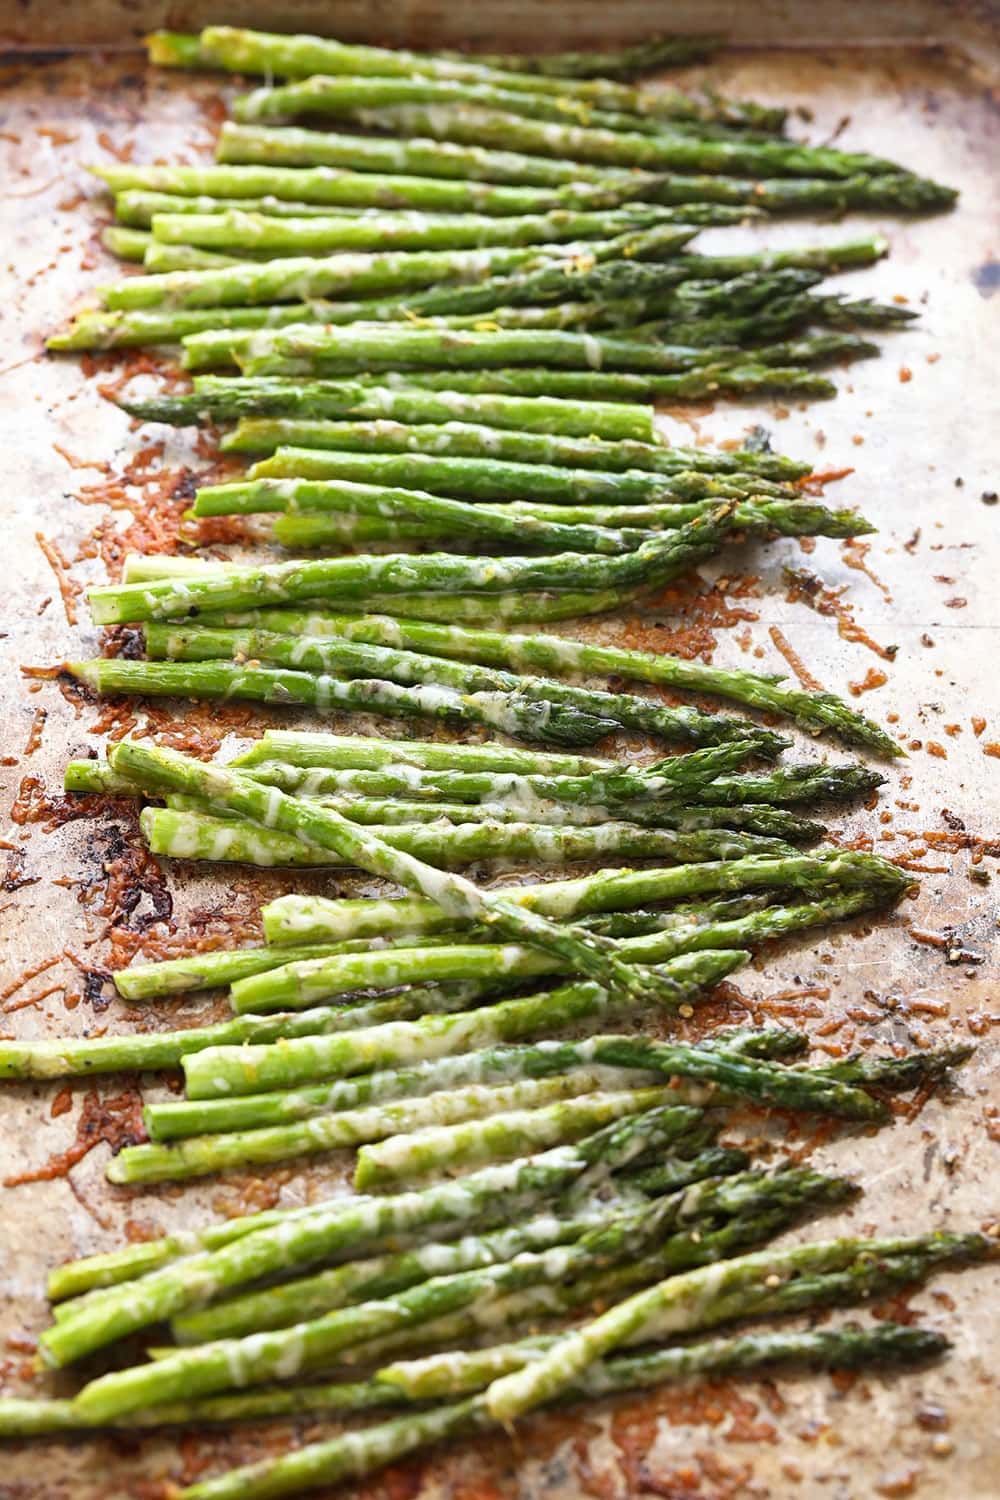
[0,7,999,1498]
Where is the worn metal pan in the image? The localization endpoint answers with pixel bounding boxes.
[0,3,998,1495]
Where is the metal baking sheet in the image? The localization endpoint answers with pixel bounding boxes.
[1,6,998,1496]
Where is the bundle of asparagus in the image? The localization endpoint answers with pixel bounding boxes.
[10,29,979,1500]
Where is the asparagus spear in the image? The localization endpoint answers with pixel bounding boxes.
[235,749,880,816]
[462,37,718,77]
[273,614,902,756]
[70,660,626,747]
[144,1017,772,1143]
[187,388,808,472]
[0,982,507,1082]
[168,1227,976,1500]
[151,202,678,254]
[207,452,798,503]
[97,164,644,215]
[101,224,151,262]
[155,786,784,880]
[224,889,873,1015]
[333,101,907,180]
[83,503,783,624]
[169,1189,668,1344]
[622,169,956,213]
[235,732,610,776]
[221,321,837,378]
[71,1166,849,1419]
[144,1041,671,1143]
[259,848,904,950]
[43,1104,704,1367]
[116,189,384,223]
[309,363,836,400]
[172,1232,975,1500]
[166,1179,695,1345]
[269,497,863,549]
[228,74,729,138]
[111,739,746,1014]
[123,377,659,441]
[102,222,697,311]
[81,757,813,840]
[110,1084,675,1186]
[218,417,802,482]
[141,625,795,751]
[191,27,762,131]
[378,1321,946,1405]
[212,120,645,184]
[0,1322,946,1438]
[353,1032,883,1189]
[484,1231,996,1421]
[0,1377,407,1436]
[183,956,746,1099]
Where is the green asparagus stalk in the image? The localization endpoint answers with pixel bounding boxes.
[97,164,643,216]
[169,1191,663,1345]
[306,363,836,401]
[379,1320,945,1405]
[69,659,626,747]
[123,377,659,441]
[270,614,902,756]
[84,502,780,624]
[0,1321,947,1437]
[237,747,879,817]
[0,1377,407,1437]
[227,74,722,138]
[144,1040,671,1143]
[169,1226,978,1500]
[225,889,874,1015]
[108,940,361,999]
[102,221,696,311]
[212,119,636,184]
[111,1080,665,1182]
[141,625,795,751]
[183,955,746,1099]
[623,169,957,213]
[461,37,718,77]
[199,391,810,474]
[212,121,955,212]
[268,497,864,549]
[101,224,151,262]
[71,1165,850,1419]
[330,101,905,180]
[151,203,675,255]
[236,732,609,776]
[0,982,507,1082]
[143,1017,784,1145]
[168,1158,820,1345]
[191,27,762,130]
[138,805,787,873]
[110,1084,673,1186]
[141,242,244,272]
[117,189,378,223]
[220,321,813,378]
[218,417,799,485]
[207,452,797,504]
[484,1230,995,1421]
[110,739,746,1014]
[354,1034,881,1189]
[67,753,813,839]
[44,1104,704,1368]
[259,849,904,948]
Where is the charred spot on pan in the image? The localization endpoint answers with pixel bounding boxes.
[81,967,115,1011]
[970,262,1000,297]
